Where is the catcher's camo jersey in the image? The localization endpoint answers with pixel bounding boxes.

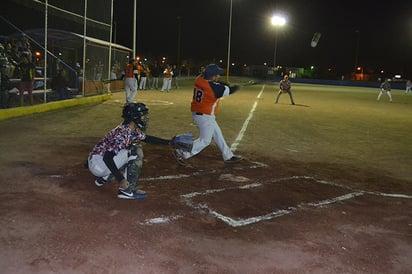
[90,124,146,156]
[191,76,230,115]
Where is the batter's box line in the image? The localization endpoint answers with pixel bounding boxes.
[180,176,412,227]
[139,159,267,183]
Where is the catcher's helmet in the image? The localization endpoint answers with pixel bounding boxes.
[122,102,149,130]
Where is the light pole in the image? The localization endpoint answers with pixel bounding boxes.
[271,14,286,69]
[226,0,233,83]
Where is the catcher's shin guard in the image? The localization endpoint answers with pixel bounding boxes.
[125,144,143,190]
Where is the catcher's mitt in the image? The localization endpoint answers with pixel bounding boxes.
[171,132,194,152]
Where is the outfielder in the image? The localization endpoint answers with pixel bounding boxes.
[405,80,411,94]
[172,64,241,165]
[120,59,138,103]
[275,74,295,105]
[87,102,171,200]
[377,79,393,102]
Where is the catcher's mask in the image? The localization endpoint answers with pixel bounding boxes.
[122,102,149,131]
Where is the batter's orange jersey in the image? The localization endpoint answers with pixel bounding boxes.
[124,63,137,78]
[190,76,230,115]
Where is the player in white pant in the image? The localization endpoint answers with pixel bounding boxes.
[120,59,139,103]
[181,113,233,160]
[405,80,412,94]
[172,64,241,165]
[377,79,392,102]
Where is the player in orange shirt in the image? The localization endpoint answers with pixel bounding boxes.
[161,65,173,92]
[120,59,138,103]
[173,64,241,164]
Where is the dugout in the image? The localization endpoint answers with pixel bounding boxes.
[2,0,129,104]
[13,28,131,95]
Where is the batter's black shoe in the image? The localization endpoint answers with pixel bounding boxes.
[224,156,242,164]
[173,149,186,166]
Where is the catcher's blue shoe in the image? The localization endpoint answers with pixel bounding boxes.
[117,188,147,200]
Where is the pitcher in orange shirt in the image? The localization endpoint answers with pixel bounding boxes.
[173,64,241,165]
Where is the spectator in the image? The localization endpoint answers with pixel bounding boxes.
[17,55,35,106]
[75,62,83,94]
[0,43,11,108]
[52,68,72,100]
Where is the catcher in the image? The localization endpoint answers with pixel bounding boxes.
[87,102,172,200]
[275,74,295,105]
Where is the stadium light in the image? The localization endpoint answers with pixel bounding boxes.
[271,14,286,69]
[226,0,233,83]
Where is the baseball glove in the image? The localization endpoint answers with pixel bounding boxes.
[171,132,194,152]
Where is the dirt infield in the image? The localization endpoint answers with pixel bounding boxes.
[1,85,412,273]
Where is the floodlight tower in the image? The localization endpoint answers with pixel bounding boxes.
[271,14,286,69]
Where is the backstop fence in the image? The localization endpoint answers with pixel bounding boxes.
[1,0,131,106]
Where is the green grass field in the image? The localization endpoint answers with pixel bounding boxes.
[129,77,412,182]
[2,77,411,182]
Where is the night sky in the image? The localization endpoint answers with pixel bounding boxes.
[113,0,411,76]
[3,0,412,76]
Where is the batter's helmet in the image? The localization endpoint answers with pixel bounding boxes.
[122,102,149,130]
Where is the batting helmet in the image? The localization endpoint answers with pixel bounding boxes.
[122,102,149,130]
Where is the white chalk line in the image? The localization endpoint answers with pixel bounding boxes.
[109,99,174,106]
[230,85,265,152]
[179,176,412,227]
[139,160,267,183]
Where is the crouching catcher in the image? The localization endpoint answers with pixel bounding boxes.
[87,102,171,200]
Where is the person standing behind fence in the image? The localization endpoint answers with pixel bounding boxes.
[377,79,393,102]
[53,68,71,100]
[120,59,139,103]
[275,74,295,105]
[161,65,173,92]
[18,55,35,106]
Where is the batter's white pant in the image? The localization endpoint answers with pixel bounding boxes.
[377,89,392,102]
[182,113,234,161]
[161,78,172,91]
[124,77,137,103]
[88,149,130,180]
[406,87,412,94]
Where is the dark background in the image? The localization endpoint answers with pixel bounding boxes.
[2,0,412,77]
